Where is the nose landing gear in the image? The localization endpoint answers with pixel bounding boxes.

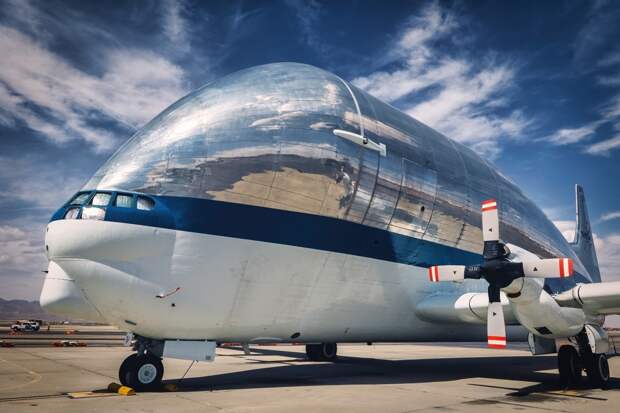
[119,353,164,391]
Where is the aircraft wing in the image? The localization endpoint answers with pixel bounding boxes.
[555,281,620,315]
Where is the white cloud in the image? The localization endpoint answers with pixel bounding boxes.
[162,0,190,52]
[546,122,601,145]
[546,95,620,156]
[0,155,88,212]
[553,220,575,243]
[0,25,188,152]
[597,75,620,86]
[351,3,527,160]
[553,220,620,283]
[585,135,620,155]
[0,223,46,284]
[0,225,26,242]
[594,233,620,282]
[286,0,327,53]
[600,211,620,222]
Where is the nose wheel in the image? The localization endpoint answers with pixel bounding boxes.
[119,353,164,391]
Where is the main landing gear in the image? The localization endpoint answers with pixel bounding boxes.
[557,333,611,388]
[306,342,338,361]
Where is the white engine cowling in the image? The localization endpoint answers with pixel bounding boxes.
[504,277,585,338]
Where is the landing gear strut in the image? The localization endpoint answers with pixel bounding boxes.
[306,342,338,361]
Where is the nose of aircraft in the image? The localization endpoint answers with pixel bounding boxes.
[39,261,104,322]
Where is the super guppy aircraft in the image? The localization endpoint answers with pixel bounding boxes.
[40,63,620,390]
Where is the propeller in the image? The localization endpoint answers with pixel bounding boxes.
[427,199,574,349]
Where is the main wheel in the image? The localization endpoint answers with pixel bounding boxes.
[558,345,582,387]
[585,353,610,388]
[119,354,164,391]
[118,353,139,386]
[305,343,338,362]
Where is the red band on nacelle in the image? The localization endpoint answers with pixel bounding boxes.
[487,336,506,341]
[559,259,564,278]
[428,267,433,282]
[488,343,506,349]
[568,259,573,276]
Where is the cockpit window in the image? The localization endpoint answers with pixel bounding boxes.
[115,194,133,208]
[69,192,90,205]
[90,193,111,206]
[137,196,155,211]
[64,207,80,219]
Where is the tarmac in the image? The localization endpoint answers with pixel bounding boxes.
[1,339,620,413]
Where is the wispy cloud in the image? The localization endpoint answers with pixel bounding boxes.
[553,220,620,282]
[600,211,620,222]
[0,25,188,152]
[546,122,601,145]
[351,3,528,159]
[162,0,191,53]
[547,90,620,156]
[598,49,620,68]
[586,135,620,155]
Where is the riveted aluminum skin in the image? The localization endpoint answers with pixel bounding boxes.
[84,62,587,286]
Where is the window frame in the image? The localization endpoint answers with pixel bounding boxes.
[89,192,113,207]
[136,195,155,211]
[113,192,136,208]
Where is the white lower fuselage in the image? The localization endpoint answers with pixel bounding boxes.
[43,219,505,343]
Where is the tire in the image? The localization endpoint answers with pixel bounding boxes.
[321,343,338,361]
[585,353,610,388]
[306,343,338,362]
[118,353,139,386]
[124,354,164,391]
[558,345,581,386]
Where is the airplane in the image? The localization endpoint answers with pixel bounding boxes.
[39,62,620,391]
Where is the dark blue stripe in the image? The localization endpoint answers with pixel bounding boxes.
[50,194,590,289]
[52,194,483,267]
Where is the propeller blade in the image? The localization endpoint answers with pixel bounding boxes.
[521,258,573,278]
[428,265,465,282]
[481,199,499,242]
[487,301,506,349]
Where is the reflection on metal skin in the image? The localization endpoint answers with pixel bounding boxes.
[85,62,584,275]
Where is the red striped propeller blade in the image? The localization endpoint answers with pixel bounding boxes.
[521,258,573,278]
[427,265,466,283]
[481,199,499,242]
[487,301,506,349]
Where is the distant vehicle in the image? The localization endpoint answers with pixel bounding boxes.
[11,320,40,332]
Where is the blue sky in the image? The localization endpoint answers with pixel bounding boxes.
[1,0,619,301]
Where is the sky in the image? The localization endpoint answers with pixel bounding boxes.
[1,0,619,304]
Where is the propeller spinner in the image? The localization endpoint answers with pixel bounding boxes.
[427,199,574,349]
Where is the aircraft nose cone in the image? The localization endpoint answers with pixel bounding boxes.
[40,261,103,322]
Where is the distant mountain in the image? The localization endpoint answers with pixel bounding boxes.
[0,298,67,321]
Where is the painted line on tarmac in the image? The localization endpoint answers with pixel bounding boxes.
[0,356,42,392]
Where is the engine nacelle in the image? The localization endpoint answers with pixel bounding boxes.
[503,278,585,338]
